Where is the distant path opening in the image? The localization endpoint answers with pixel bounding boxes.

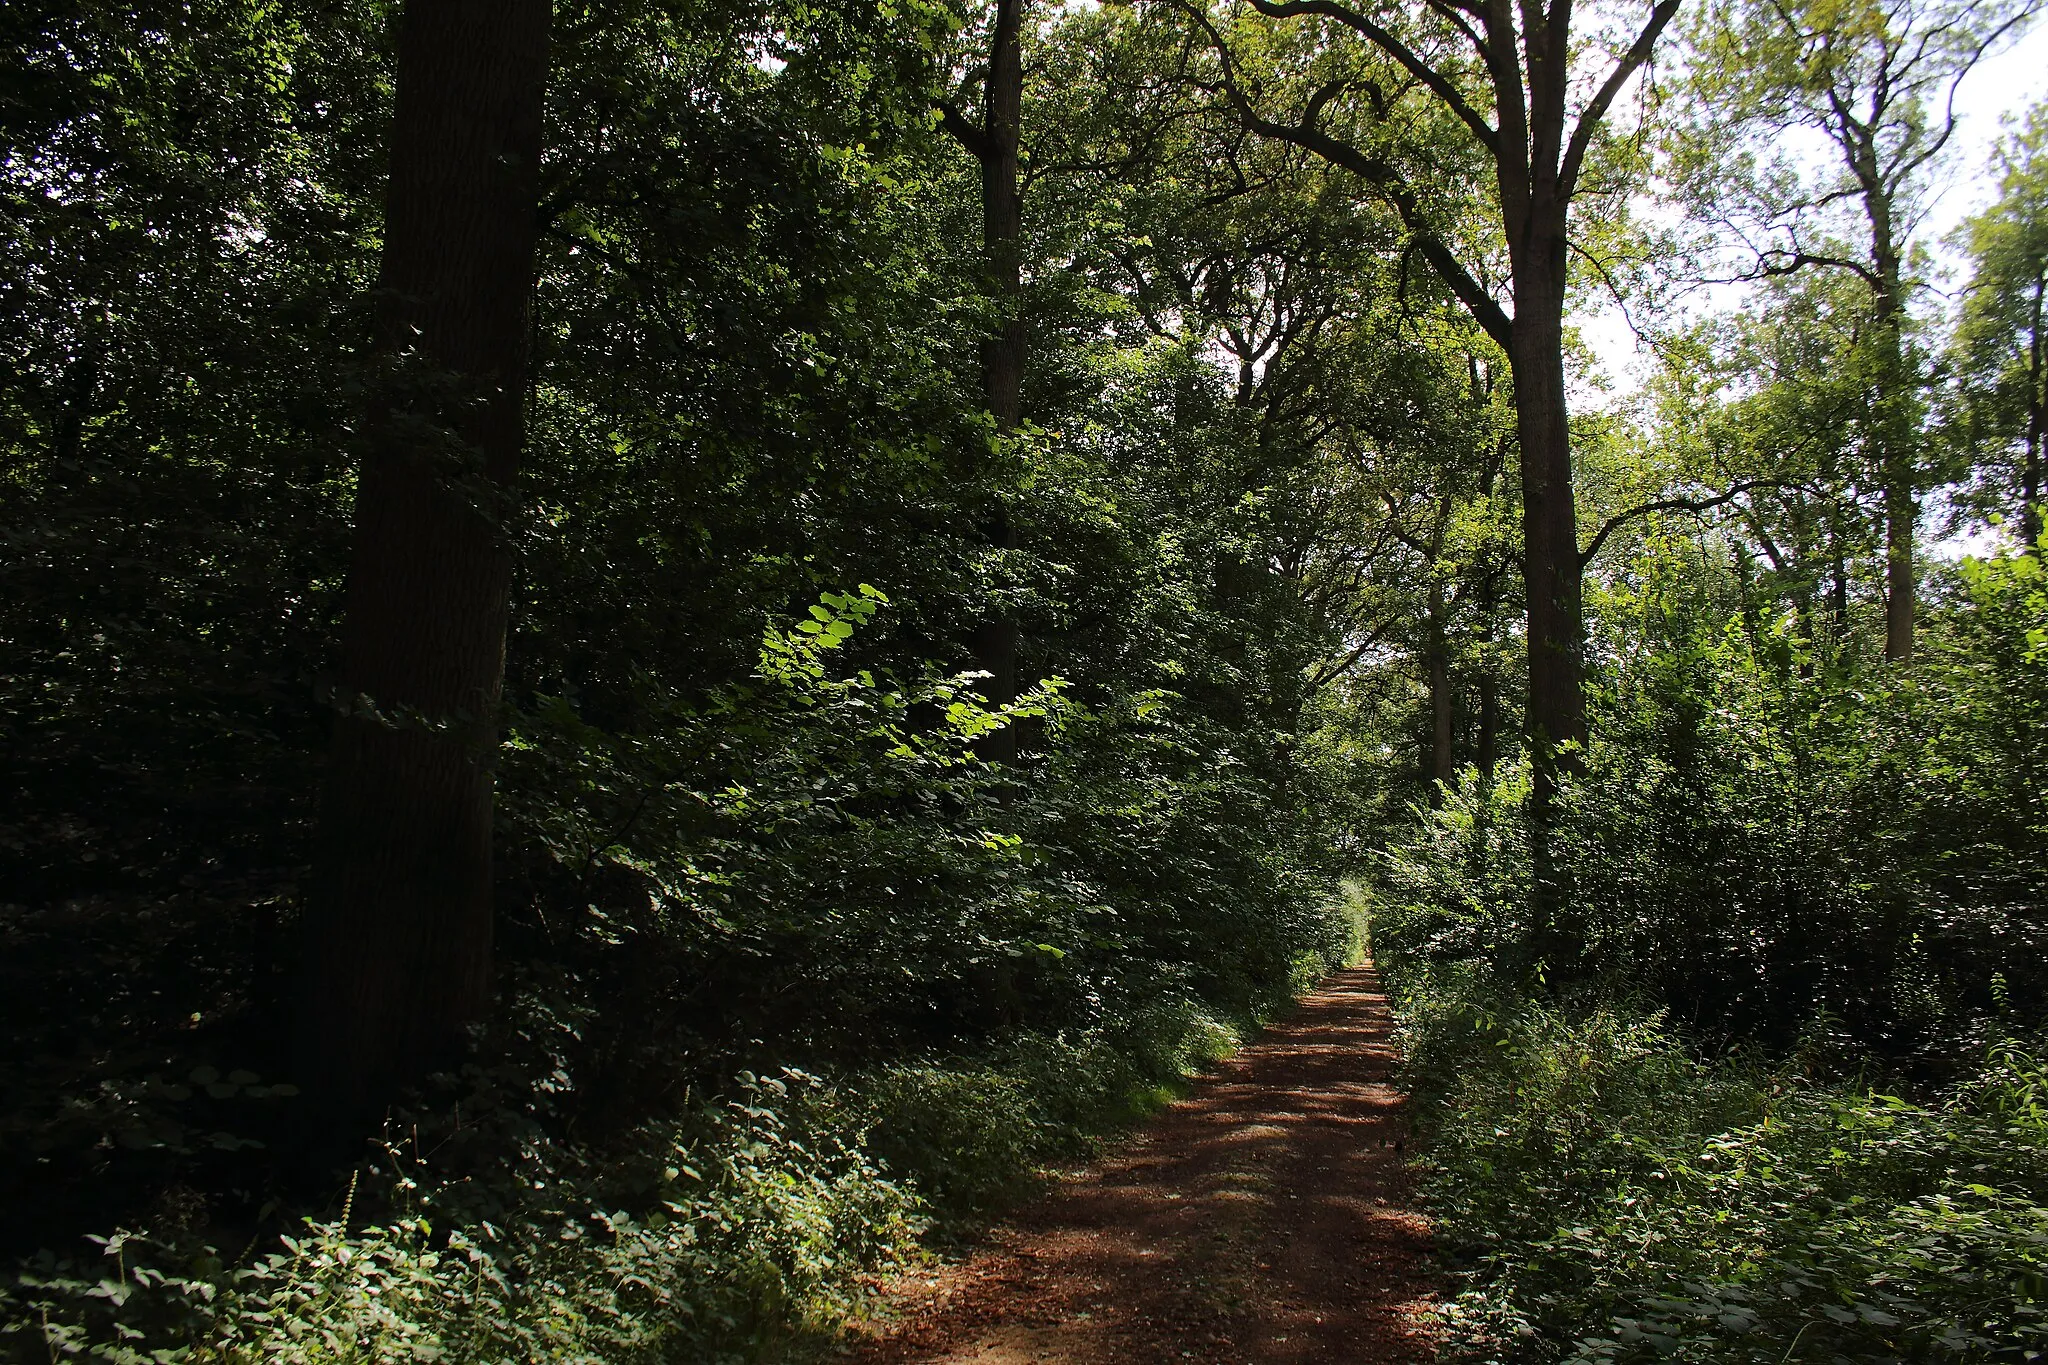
[842,963,1438,1364]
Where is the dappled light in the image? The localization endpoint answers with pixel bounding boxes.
[3,0,2043,1359]
[844,967,1435,1365]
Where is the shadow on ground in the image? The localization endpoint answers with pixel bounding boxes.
[840,963,1437,1365]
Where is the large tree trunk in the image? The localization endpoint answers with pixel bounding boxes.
[980,0,1025,433]
[1506,215,1584,967]
[300,0,551,1119]
[1508,256,1586,777]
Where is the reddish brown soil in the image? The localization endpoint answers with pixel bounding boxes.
[839,963,1437,1365]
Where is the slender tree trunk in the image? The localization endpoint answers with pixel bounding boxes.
[1777,499,1820,677]
[1878,275,1916,663]
[1733,541,1763,645]
[2025,271,2044,549]
[1425,571,1454,797]
[1471,441,1505,788]
[53,351,97,464]
[300,0,551,1118]
[1476,663,1499,782]
[1860,162,1916,662]
[1882,466,1914,660]
[1828,511,1850,641]
[965,0,1026,759]
[1474,561,1500,786]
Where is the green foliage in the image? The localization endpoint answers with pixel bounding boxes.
[1372,543,2048,1364]
[1384,978,2048,1364]
[4,1071,925,1363]
[17,0,2043,1361]
[852,1000,1244,1219]
[1,6,1374,1359]
[1382,544,2048,1062]
[1950,99,2048,531]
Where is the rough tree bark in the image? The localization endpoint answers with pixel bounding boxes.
[300,0,551,1119]
[1507,258,1584,766]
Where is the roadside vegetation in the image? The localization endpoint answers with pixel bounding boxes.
[4,0,2045,1360]
[1377,549,2048,1362]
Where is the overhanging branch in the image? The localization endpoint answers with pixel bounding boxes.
[1248,0,1500,153]
[1579,478,1789,567]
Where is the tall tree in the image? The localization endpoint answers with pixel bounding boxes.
[1645,270,1898,660]
[941,0,1028,755]
[1956,101,2048,549]
[1178,0,1679,824]
[1680,0,2036,658]
[300,0,552,1116]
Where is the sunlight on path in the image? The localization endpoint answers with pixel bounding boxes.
[840,965,1437,1365]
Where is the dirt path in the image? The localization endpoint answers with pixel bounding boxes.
[841,963,1437,1365]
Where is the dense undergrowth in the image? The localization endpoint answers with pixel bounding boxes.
[0,589,1361,1362]
[1389,987,2048,1363]
[1376,547,2048,1363]
[1,3,1378,1358]
[1,993,1302,1364]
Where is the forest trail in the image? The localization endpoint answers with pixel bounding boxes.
[840,964,1437,1365]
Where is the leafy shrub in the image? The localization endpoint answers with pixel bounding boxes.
[2,1070,923,1364]
[1383,973,2048,1364]
[855,999,1246,1218]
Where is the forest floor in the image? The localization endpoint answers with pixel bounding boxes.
[838,964,1439,1365]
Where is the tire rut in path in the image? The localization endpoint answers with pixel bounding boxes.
[841,962,1437,1365]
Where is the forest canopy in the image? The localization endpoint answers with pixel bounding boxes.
[1,0,2044,1360]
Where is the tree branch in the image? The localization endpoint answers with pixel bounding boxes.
[1181,0,1513,345]
[937,99,991,162]
[1755,244,1882,289]
[1559,0,1680,200]
[1579,478,1784,567]
[1308,618,1400,690]
[1249,0,1500,153]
